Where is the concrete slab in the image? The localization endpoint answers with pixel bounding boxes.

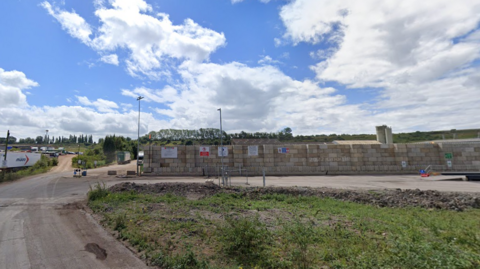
[124,174,480,193]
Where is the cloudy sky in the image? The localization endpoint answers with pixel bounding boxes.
[1,0,480,141]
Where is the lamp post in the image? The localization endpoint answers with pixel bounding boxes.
[217,108,224,185]
[45,130,49,151]
[137,96,144,176]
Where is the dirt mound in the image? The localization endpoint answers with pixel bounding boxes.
[109,182,480,211]
[241,187,480,211]
[109,182,222,199]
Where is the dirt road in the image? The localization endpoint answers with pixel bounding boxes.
[49,155,74,173]
[0,160,152,269]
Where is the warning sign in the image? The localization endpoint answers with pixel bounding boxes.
[218,147,228,157]
[199,147,210,157]
[248,146,258,156]
[161,147,178,158]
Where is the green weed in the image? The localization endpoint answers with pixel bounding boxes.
[87,182,109,201]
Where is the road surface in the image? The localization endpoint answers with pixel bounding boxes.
[0,156,150,269]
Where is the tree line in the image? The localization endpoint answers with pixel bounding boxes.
[0,134,95,145]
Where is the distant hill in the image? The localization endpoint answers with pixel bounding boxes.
[392,128,480,143]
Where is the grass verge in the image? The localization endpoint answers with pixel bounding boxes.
[88,185,480,269]
[0,155,58,183]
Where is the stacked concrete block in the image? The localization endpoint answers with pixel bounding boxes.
[142,143,480,176]
[263,145,275,167]
[440,143,480,168]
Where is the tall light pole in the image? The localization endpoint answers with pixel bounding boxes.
[217,108,224,185]
[137,96,144,176]
[45,130,49,151]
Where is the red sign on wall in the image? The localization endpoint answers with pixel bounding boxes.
[199,147,210,157]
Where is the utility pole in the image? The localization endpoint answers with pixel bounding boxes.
[2,130,9,177]
[137,96,144,176]
[217,108,224,185]
[45,130,49,151]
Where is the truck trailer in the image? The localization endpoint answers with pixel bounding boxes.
[116,151,131,164]
[0,152,42,170]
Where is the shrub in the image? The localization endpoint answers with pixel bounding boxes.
[88,182,109,201]
[282,219,317,269]
[151,249,208,269]
[49,157,58,166]
[114,213,127,231]
[218,215,273,267]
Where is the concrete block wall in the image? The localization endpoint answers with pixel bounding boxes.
[439,143,480,167]
[142,143,480,176]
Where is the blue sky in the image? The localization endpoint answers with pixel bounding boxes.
[1,0,480,141]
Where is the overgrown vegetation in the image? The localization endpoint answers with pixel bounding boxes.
[0,155,58,183]
[88,187,480,269]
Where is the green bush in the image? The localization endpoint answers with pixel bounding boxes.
[282,219,317,269]
[114,213,127,231]
[49,157,58,166]
[151,249,208,269]
[73,155,107,168]
[218,215,273,267]
[88,182,109,201]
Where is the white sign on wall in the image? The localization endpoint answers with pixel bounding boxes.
[248,146,258,156]
[218,147,228,157]
[161,147,178,158]
[447,160,452,168]
[401,161,407,168]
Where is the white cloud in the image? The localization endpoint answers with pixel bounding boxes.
[0,68,38,107]
[258,55,281,65]
[0,105,166,140]
[280,0,480,89]
[274,0,480,133]
[100,54,119,65]
[0,67,167,139]
[34,0,480,136]
[41,2,92,44]
[42,0,226,78]
[75,95,119,113]
[121,61,371,134]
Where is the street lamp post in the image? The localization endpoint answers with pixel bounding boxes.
[217,108,224,185]
[45,130,49,151]
[137,96,144,176]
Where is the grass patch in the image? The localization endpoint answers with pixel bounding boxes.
[89,189,480,269]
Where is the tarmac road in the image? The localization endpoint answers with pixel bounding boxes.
[0,156,150,269]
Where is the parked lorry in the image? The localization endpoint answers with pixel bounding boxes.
[0,152,42,170]
[116,151,131,164]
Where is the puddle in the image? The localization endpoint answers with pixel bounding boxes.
[85,243,107,260]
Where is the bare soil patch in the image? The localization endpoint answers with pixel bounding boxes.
[109,182,480,211]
